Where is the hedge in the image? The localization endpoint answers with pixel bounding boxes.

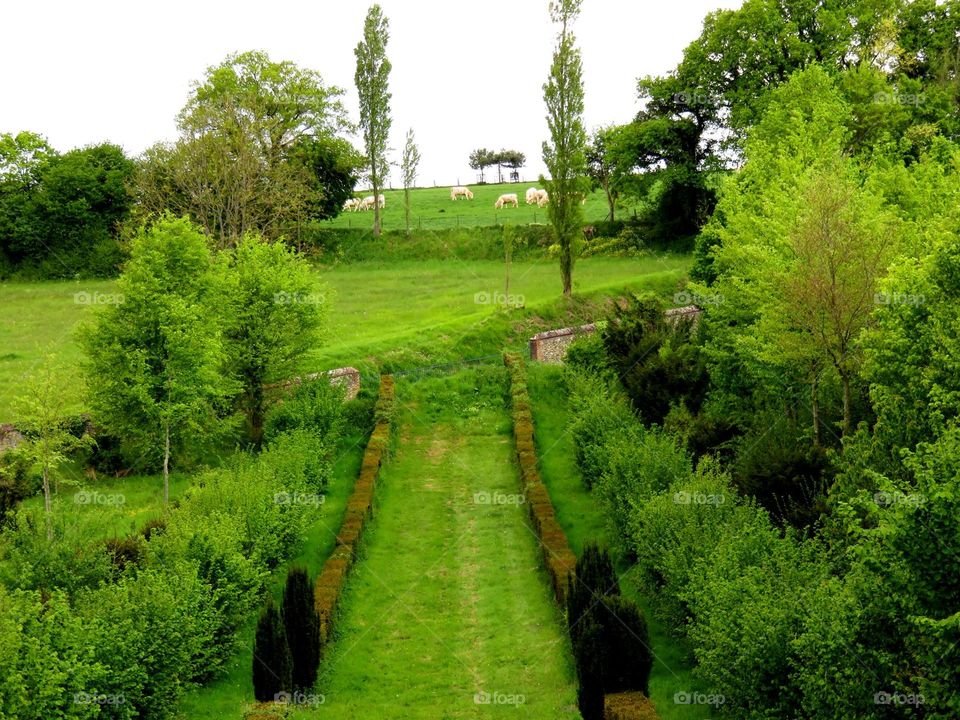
[314,375,395,643]
[503,352,576,606]
[604,692,659,720]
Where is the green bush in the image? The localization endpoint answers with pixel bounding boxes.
[0,448,36,522]
[252,599,293,702]
[567,373,637,489]
[599,595,653,695]
[567,543,619,645]
[564,332,608,375]
[282,566,321,691]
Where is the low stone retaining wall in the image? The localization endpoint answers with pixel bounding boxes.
[265,367,361,400]
[528,324,596,364]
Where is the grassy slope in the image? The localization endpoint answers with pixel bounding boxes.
[178,422,369,718]
[526,364,716,720]
[320,183,632,232]
[0,254,688,420]
[298,369,579,719]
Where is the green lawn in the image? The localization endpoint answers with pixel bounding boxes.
[526,364,716,720]
[320,183,633,232]
[297,369,579,718]
[0,254,689,420]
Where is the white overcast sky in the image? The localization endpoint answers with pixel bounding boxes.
[1,0,742,188]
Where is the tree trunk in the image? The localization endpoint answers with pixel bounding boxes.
[404,187,411,234]
[373,179,381,237]
[841,372,852,436]
[163,420,170,507]
[811,376,821,448]
[43,464,52,541]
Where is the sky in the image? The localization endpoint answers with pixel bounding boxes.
[1,0,742,188]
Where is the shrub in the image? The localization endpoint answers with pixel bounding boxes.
[567,543,619,644]
[264,378,344,443]
[574,610,607,720]
[252,599,293,702]
[599,595,653,695]
[0,448,35,522]
[139,516,167,540]
[103,534,145,576]
[564,332,608,374]
[567,374,638,489]
[282,567,321,691]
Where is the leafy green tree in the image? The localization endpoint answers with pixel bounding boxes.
[494,148,526,183]
[79,215,233,504]
[355,4,393,238]
[468,148,497,183]
[585,128,620,221]
[400,128,421,234]
[542,0,588,297]
[13,358,91,540]
[252,598,293,702]
[282,566,321,691]
[220,235,326,447]
[288,135,363,222]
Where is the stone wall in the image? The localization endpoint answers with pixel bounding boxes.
[528,323,597,364]
[529,306,703,365]
[0,424,23,452]
[265,367,361,400]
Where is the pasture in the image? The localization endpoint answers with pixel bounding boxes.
[319,182,635,232]
[0,253,688,421]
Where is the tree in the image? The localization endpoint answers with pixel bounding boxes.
[287,135,363,222]
[400,128,421,234]
[252,599,293,702]
[496,149,526,182]
[281,567,320,691]
[542,0,588,297]
[355,4,393,238]
[79,215,234,504]
[136,51,347,248]
[220,235,326,447]
[468,148,497,183]
[13,357,91,540]
[585,128,620,222]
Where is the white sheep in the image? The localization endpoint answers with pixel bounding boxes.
[495,193,520,209]
[450,186,474,200]
[343,198,360,212]
[525,187,540,205]
[358,195,375,211]
[535,189,549,208]
[377,193,386,209]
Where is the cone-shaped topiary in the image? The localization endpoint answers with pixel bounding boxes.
[567,542,618,644]
[252,599,293,702]
[282,566,321,691]
[574,610,607,720]
[598,595,653,695]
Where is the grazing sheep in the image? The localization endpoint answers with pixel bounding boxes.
[358,195,375,211]
[377,193,386,209]
[535,189,549,208]
[450,186,474,200]
[343,197,360,212]
[495,193,520,209]
[525,187,540,205]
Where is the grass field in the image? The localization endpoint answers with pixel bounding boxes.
[0,254,689,420]
[320,183,633,232]
[526,364,716,720]
[297,369,579,718]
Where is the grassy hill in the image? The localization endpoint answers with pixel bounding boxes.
[320,182,636,232]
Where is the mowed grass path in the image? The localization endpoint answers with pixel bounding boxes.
[303,370,579,718]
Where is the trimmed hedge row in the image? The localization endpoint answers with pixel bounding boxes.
[604,692,659,720]
[503,352,576,606]
[314,374,395,643]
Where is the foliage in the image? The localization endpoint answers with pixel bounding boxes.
[542,0,588,296]
[282,567,321,691]
[468,148,497,183]
[355,4,392,237]
[566,542,618,645]
[252,599,293,702]
[400,128,421,234]
[219,234,326,446]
